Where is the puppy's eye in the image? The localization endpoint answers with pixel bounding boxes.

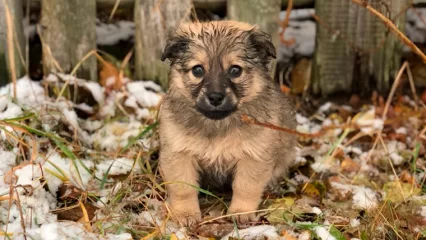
[191,65,205,78]
[228,65,242,78]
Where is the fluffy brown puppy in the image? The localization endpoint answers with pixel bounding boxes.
[159,20,296,227]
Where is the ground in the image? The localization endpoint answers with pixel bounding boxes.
[0,68,425,240]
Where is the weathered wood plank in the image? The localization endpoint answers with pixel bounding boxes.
[0,0,26,86]
[134,0,191,88]
[40,0,97,81]
[312,0,408,96]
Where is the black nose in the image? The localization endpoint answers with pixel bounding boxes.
[207,92,225,107]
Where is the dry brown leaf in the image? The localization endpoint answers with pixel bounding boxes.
[341,158,360,172]
[99,61,122,91]
[280,230,297,239]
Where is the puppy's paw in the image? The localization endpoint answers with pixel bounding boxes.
[173,209,202,227]
[227,207,258,224]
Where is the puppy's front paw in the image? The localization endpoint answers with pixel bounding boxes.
[172,208,202,227]
[227,207,258,224]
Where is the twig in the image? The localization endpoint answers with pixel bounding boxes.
[2,0,17,98]
[351,0,426,63]
[406,62,419,110]
[14,188,28,240]
[382,61,407,119]
[108,0,121,22]
[279,0,295,46]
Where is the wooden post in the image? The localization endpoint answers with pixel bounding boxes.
[40,0,97,81]
[227,0,281,51]
[134,0,191,89]
[312,0,408,96]
[0,0,26,86]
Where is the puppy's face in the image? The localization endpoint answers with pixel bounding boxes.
[161,21,276,120]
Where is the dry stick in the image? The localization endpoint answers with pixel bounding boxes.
[14,188,28,240]
[108,0,121,21]
[2,0,17,98]
[279,0,295,46]
[351,0,426,63]
[382,61,408,119]
[406,62,419,110]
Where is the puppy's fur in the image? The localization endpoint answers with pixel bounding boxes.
[159,21,296,226]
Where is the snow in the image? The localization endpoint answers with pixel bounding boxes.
[95,157,140,179]
[0,76,46,106]
[330,182,378,209]
[0,75,164,239]
[126,81,163,108]
[350,218,360,228]
[0,98,23,119]
[313,226,336,240]
[420,206,426,218]
[312,207,322,215]
[96,20,135,45]
[221,225,280,240]
[278,9,316,62]
[299,231,311,240]
[406,8,426,44]
[353,108,384,134]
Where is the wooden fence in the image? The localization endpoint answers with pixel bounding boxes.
[1,0,424,95]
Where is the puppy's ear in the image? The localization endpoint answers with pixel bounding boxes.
[248,28,276,60]
[161,35,191,62]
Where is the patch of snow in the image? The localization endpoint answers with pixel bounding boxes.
[126,81,163,108]
[313,226,336,240]
[96,20,135,45]
[277,19,316,61]
[312,207,322,215]
[95,157,140,179]
[354,108,383,133]
[85,81,105,105]
[311,156,336,173]
[318,102,332,114]
[330,182,378,209]
[0,98,23,119]
[40,152,94,190]
[420,206,426,218]
[396,127,407,134]
[350,218,360,228]
[0,76,47,106]
[92,120,146,151]
[221,225,280,240]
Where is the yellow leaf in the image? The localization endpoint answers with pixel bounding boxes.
[383,181,421,202]
[170,233,179,240]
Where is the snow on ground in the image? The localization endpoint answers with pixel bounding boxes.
[0,76,163,239]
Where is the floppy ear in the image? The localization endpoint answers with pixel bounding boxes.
[161,35,191,62]
[248,27,276,60]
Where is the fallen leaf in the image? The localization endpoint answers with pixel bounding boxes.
[383,181,421,203]
[341,158,360,172]
[280,230,297,239]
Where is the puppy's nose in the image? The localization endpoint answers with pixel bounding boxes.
[207,92,225,107]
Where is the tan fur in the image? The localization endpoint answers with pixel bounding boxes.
[159,20,296,227]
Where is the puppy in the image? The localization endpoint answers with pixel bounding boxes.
[159,20,296,227]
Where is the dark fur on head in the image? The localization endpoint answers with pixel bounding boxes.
[161,21,279,123]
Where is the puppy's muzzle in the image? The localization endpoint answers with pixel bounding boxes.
[196,91,236,120]
[207,92,225,107]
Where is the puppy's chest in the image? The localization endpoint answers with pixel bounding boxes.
[169,127,269,163]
